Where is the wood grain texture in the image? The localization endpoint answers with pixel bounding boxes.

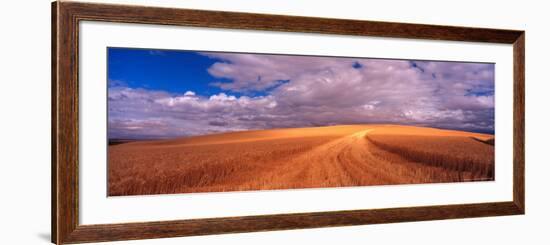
[53,1,80,244]
[61,1,523,43]
[513,33,525,213]
[51,2,58,243]
[52,1,525,244]
[64,202,521,244]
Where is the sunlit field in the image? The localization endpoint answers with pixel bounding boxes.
[108,125,494,196]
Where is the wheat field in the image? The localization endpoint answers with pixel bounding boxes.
[108,124,494,196]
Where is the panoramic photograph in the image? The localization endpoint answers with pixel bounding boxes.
[107,47,495,196]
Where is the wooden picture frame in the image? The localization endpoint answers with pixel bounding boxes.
[52,1,525,244]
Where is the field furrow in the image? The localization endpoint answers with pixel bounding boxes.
[108,125,494,196]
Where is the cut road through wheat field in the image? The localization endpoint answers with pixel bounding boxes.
[108,125,495,196]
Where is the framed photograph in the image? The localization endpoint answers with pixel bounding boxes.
[52,1,525,244]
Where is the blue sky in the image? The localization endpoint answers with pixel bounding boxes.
[108,47,495,139]
[108,48,226,96]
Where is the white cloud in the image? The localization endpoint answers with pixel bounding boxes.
[109,53,494,139]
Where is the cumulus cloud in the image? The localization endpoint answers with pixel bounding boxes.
[108,87,280,139]
[183,91,195,96]
[108,53,494,139]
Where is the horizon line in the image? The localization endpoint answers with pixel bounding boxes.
[108,123,495,142]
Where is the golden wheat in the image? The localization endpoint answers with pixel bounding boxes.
[108,125,495,196]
